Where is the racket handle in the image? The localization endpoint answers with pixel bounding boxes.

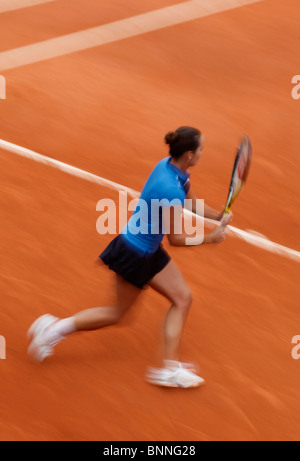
[220,208,232,226]
[222,208,230,219]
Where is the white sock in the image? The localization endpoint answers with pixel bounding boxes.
[53,317,77,336]
[46,317,77,346]
[164,360,180,370]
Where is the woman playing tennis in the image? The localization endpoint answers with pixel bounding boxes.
[27,126,232,388]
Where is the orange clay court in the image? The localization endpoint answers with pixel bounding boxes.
[0,0,299,441]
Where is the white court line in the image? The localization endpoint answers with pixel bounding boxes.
[0,138,299,263]
[0,0,262,71]
[0,0,55,14]
[0,139,138,197]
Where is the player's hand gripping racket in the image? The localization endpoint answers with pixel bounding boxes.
[222,134,252,219]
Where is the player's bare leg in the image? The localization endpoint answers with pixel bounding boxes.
[146,260,204,387]
[149,260,192,361]
[74,275,141,330]
[27,275,141,362]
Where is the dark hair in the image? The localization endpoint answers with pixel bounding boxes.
[164,126,201,158]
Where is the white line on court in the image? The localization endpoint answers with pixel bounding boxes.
[0,138,299,263]
[0,139,138,197]
[0,0,55,14]
[0,0,262,71]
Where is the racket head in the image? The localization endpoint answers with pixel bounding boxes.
[224,135,252,213]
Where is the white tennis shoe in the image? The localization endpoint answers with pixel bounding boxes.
[27,314,60,363]
[146,360,205,388]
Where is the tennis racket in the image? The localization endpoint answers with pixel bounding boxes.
[223,134,252,216]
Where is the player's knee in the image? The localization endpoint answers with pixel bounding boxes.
[184,289,193,308]
[99,307,123,326]
[175,288,193,309]
[111,308,123,324]
[112,306,129,324]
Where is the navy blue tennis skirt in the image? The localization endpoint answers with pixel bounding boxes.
[99,234,171,289]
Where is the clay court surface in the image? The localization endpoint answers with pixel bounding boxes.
[0,0,299,441]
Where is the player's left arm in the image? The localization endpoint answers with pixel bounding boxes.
[185,184,233,225]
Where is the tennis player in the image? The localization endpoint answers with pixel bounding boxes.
[27,126,232,388]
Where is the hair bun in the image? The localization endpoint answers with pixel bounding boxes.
[164,131,179,145]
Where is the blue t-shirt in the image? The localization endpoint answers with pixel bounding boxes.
[121,157,190,255]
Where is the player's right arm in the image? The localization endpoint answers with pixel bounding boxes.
[166,206,229,246]
[185,184,233,226]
